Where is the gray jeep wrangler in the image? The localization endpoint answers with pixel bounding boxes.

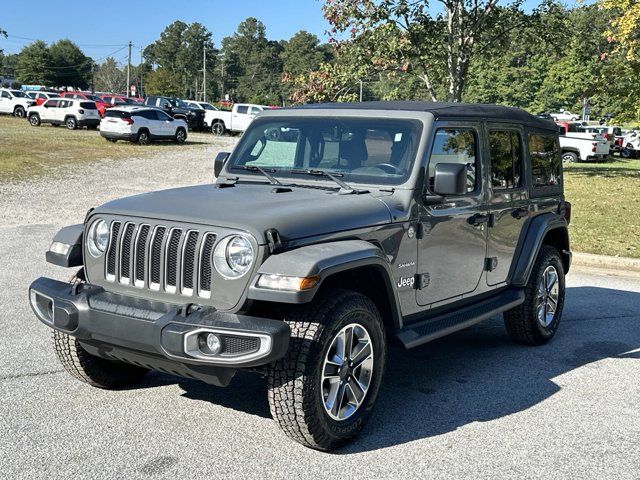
[30,101,571,450]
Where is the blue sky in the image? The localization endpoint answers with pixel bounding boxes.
[1,0,590,65]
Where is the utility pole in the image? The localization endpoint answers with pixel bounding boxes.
[126,40,132,97]
[139,46,143,98]
[203,46,207,102]
[359,79,363,102]
[220,54,225,102]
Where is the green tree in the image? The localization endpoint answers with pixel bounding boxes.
[281,31,330,75]
[144,67,182,96]
[221,17,284,104]
[144,21,215,99]
[94,57,127,93]
[324,0,525,102]
[17,41,52,84]
[48,39,92,88]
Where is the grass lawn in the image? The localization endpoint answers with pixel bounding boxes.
[0,115,209,181]
[564,157,640,258]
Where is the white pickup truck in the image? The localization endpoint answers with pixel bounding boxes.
[208,103,268,135]
[0,88,37,118]
[556,122,609,162]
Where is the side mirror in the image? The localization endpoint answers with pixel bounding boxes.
[432,163,467,196]
[214,151,230,178]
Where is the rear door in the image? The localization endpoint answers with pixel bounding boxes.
[416,123,488,307]
[486,125,528,286]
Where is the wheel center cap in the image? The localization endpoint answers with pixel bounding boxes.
[339,363,352,380]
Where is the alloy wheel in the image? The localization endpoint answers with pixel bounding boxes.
[536,265,559,328]
[321,323,374,421]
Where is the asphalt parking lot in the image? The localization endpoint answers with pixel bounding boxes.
[1,135,639,478]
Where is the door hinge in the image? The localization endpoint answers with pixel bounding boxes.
[485,257,498,272]
[415,273,431,290]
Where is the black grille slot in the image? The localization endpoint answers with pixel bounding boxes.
[106,222,121,277]
[221,336,260,355]
[166,229,182,289]
[134,225,150,283]
[199,233,216,294]
[120,223,135,280]
[182,231,199,291]
[150,227,166,285]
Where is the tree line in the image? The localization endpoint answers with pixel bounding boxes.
[1,0,639,120]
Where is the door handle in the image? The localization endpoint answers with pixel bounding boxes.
[468,213,491,227]
[512,208,530,219]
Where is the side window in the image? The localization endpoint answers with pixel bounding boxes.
[1,91,10,98]
[159,99,171,108]
[528,133,561,188]
[428,129,478,193]
[156,110,172,121]
[489,130,522,190]
[236,105,249,115]
[250,106,262,115]
[44,99,59,108]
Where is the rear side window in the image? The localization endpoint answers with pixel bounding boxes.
[489,130,522,190]
[138,110,159,120]
[528,133,561,188]
[428,129,477,193]
[80,102,97,109]
[104,110,131,119]
[236,105,249,114]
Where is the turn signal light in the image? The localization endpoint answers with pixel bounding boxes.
[257,274,320,291]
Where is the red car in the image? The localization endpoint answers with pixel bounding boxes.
[100,94,143,106]
[60,91,112,117]
[27,91,60,106]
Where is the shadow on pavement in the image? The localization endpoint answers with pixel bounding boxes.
[135,286,640,450]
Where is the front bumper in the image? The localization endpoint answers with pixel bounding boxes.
[29,277,290,385]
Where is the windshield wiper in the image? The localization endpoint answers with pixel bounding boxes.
[230,165,282,185]
[289,168,358,193]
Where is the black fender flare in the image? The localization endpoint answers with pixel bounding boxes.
[247,240,402,328]
[45,224,84,268]
[510,213,570,287]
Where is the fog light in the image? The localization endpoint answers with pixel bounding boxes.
[198,333,221,355]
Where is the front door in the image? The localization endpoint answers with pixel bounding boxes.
[416,124,489,307]
[0,90,11,113]
[486,126,528,286]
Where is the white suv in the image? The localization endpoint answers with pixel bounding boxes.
[27,98,101,129]
[0,88,36,118]
[99,106,188,144]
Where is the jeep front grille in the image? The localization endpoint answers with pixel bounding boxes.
[104,221,217,298]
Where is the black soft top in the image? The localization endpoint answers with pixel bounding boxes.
[293,101,556,130]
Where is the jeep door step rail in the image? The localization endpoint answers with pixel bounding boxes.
[396,289,525,349]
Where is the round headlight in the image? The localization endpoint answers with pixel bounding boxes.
[87,219,109,257]
[213,235,254,278]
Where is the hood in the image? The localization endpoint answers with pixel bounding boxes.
[93,183,393,243]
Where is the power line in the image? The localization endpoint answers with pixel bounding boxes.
[2,34,131,48]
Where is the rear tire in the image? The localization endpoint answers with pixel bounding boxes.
[14,106,25,118]
[504,246,565,345]
[52,269,149,389]
[65,116,77,130]
[28,114,41,126]
[267,289,386,451]
[562,151,578,163]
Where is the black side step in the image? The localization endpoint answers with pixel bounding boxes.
[396,289,525,349]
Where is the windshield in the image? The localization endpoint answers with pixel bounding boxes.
[228,117,422,185]
[200,102,217,110]
[11,90,28,98]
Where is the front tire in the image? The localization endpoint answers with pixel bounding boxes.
[211,121,226,136]
[28,114,41,126]
[175,127,187,143]
[52,269,149,388]
[267,289,386,451]
[504,245,565,345]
